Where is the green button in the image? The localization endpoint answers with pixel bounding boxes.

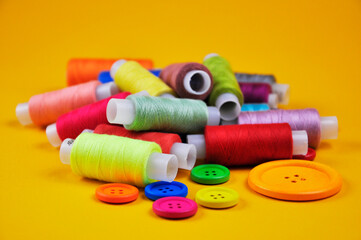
[191,164,230,185]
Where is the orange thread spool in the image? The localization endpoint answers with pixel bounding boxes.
[67,58,154,86]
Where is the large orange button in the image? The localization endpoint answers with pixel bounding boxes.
[248,160,342,201]
[96,183,139,203]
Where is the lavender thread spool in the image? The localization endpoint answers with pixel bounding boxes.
[237,108,338,148]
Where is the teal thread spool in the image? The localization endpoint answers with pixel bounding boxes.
[106,95,220,133]
[203,54,244,121]
[241,103,270,112]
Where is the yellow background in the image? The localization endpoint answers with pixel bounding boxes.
[1,0,361,239]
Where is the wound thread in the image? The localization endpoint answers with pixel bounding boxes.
[205,124,293,166]
[70,132,161,186]
[238,109,321,148]
[114,61,175,96]
[239,82,272,103]
[56,92,131,140]
[28,80,100,126]
[159,62,213,100]
[67,58,153,86]
[241,104,270,112]
[125,95,208,133]
[235,73,276,85]
[293,148,316,161]
[203,55,243,106]
[94,124,181,154]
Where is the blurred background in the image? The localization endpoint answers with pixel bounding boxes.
[1,0,361,239]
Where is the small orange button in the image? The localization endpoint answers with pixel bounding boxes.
[96,183,139,203]
[248,160,342,201]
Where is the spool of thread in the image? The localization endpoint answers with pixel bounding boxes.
[239,82,278,108]
[241,103,270,112]
[235,73,289,105]
[107,95,220,133]
[67,58,153,86]
[98,71,113,84]
[159,63,213,100]
[203,54,244,121]
[93,124,196,170]
[187,124,308,166]
[238,109,338,148]
[150,69,162,77]
[46,92,131,147]
[110,60,175,97]
[15,81,119,126]
[98,69,162,84]
[60,132,179,187]
[235,73,276,85]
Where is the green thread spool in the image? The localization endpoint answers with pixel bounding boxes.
[110,60,175,97]
[59,132,179,187]
[203,54,244,121]
[106,95,220,133]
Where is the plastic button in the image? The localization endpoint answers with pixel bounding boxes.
[248,160,342,201]
[293,148,316,161]
[95,183,139,203]
[191,164,230,185]
[145,181,188,201]
[153,197,198,219]
[195,187,239,209]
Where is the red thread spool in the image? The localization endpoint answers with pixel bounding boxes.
[47,92,131,147]
[67,58,154,86]
[159,63,213,100]
[189,124,295,166]
[93,124,181,154]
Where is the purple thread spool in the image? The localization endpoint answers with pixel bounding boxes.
[239,82,278,108]
[238,108,338,148]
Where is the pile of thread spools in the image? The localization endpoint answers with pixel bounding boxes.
[16,54,342,219]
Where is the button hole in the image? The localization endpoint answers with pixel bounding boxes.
[294,174,299,177]
[291,180,297,183]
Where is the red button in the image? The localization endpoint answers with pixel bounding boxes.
[96,183,139,203]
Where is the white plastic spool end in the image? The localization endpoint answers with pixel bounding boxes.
[95,82,120,100]
[207,107,221,126]
[59,138,75,165]
[110,59,127,78]
[292,130,308,156]
[183,70,212,96]
[170,143,197,170]
[215,93,241,121]
[147,153,178,182]
[15,102,33,125]
[187,134,206,160]
[320,116,338,140]
[82,129,94,133]
[106,99,135,125]
[46,123,62,147]
[221,119,238,125]
[133,90,150,97]
[159,93,176,98]
[203,53,220,61]
[268,93,278,109]
[272,84,290,105]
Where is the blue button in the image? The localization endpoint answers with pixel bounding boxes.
[145,181,188,201]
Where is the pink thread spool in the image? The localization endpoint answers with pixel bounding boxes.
[16,81,119,126]
[46,92,131,147]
